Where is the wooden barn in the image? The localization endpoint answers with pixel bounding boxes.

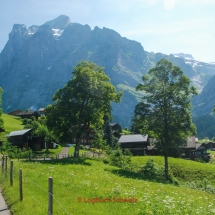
[16,111,40,120]
[7,110,22,116]
[185,137,210,161]
[5,129,45,151]
[118,134,150,156]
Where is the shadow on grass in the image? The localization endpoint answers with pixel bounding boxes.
[23,157,92,166]
[107,168,169,184]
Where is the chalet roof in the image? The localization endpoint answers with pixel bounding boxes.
[118,134,148,143]
[7,110,22,115]
[16,111,39,116]
[186,136,196,148]
[110,123,118,127]
[5,129,32,137]
[195,143,201,150]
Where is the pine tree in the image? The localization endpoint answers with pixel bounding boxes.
[103,120,113,148]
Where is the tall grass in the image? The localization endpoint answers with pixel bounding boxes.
[1,157,215,214]
[132,156,215,185]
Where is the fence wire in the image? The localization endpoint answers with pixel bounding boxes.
[0,158,71,215]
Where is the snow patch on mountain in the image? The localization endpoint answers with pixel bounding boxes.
[52,28,64,39]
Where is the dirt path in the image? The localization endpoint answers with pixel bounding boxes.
[57,147,70,158]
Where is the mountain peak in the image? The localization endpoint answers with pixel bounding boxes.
[173,53,194,59]
[43,15,71,30]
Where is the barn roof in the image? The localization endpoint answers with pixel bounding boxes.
[186,136,196,148]
[16,111,39,116]
[5,129,32,137]
[118,134,148,143]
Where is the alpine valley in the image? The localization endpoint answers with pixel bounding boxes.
[0,15,215,128]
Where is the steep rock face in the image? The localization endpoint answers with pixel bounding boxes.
[192,75,215,116]
[0,15,215,127]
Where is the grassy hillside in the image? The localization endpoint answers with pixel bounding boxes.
[0,113,24,140]
[132,156,215,185]
[1,157,215,215]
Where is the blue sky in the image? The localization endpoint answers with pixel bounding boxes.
[0,0,214,62]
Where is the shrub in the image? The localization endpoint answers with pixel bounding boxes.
[123,148,133,156]
[142,158,162,176]
[109,148,132,169]
[142,158,180,185]
[102,157,110,164]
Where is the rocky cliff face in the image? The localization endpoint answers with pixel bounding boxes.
[0,15,215,127]
[192,74,215,116]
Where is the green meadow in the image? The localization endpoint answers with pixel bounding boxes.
[1,113,215,214]
[0,114,24,140]
[1,156,215,215]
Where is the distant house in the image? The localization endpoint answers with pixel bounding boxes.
[205,142,215,151]
[71,128,95,145]
[110,123,121,139]
[16,111,40,120]
[38,108,45,116]
[7,110,22,116]
[5,129,45,151]
[185,137,210,161]
[5,129,33,149]
[118,134,150,156]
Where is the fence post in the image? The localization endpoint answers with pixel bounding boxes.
[48,177,53,215]
[2,155,4,173]
[19,168,23,201]
[10,161,13,186]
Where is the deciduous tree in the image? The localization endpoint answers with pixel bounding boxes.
[131,59,197,180]
[46,61,122,157]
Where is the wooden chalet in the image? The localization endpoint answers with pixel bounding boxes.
[16,111,40,120]
[38,108,45,116]
[118,134,150,156]
[5,129,45,151]
[7,110,22,116]
[185,137,210,161]
[71,128,95,145]
[205,142,215,151]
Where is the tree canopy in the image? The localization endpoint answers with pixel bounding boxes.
[46,61,122,156]
[131,59,197,180]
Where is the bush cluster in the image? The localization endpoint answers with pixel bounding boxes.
[108,148,132,170]
[142,158,180,185]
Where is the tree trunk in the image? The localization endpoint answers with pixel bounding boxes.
[74,140,80,157]
[164,148,169,181]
